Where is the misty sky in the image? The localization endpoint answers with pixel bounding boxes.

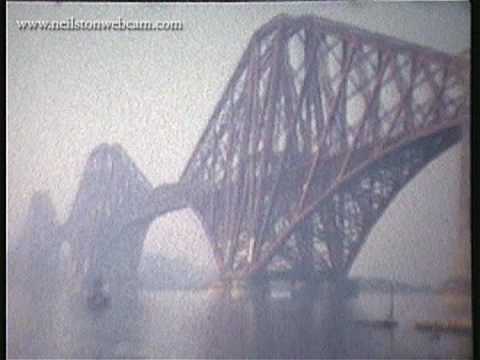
[7,2,470,286]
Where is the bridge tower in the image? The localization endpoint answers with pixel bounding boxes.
[62,143,153,299]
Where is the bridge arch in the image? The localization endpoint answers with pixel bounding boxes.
[139,208,219,288]
[350,143,463,284]
[60,143,222,297]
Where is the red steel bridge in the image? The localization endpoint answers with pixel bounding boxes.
[16,15,470,298]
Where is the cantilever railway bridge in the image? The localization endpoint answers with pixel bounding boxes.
[18,15,470,297]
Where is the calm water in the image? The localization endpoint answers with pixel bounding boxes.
[8,283,472,359]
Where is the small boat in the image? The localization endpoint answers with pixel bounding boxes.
[355,282,398,329]
[270,289,291,299]
[87,291,111,310]
[415,319,471,335]
[355,318,398,329]
[86,278,111,311]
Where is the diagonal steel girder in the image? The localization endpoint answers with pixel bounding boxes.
[178,15,469,280]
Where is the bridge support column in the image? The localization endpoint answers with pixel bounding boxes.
[325,270,358,299]
[294,221,315,288]
[210,273,270,300]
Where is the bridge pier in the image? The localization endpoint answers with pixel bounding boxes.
[211,268,349,300]
[231,280,271,301]
[208,273,271,300]
[295,222,315,285]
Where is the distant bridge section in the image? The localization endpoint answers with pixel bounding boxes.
[60,144,153,296]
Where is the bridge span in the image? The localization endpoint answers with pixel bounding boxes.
[15,15,470,300]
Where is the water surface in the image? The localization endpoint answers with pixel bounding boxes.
[8,282,472,359]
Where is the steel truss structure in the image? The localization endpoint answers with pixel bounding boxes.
[15,15,469,295]
[178,15,470,280]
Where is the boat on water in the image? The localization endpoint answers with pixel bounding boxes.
[355,282,398,329]
[415,319,471,335]
[415,284,471,335]
[87,291,111,310]
[87,278,111,311]
[355,318,398,329]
